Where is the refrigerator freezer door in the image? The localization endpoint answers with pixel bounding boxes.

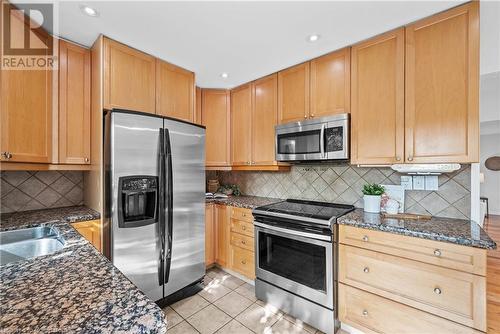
[110,112,164,301]
[163,119,206,296]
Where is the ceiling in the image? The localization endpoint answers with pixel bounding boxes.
[13,1,499,88]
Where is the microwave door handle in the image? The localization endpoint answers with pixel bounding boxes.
[320,123,326,158]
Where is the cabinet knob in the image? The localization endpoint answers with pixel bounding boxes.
[362,235,369,242]
[363,267,370,273]
[241,240,246,245]
[395,156,401,161]
[310,114,315,118]
[242,225,246,230]
[434,287,442,295]
[362,310,368,317]
[304,115,308,119]
[408,156,413,161]
[241,260,246,265]
[251,161,255,165]
[433,249,441,257]
[84,157,89,162]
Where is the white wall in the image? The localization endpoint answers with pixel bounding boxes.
[480,133,500,215]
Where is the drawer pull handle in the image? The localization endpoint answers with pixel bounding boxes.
[363,267,370,273]
[434,287,442,295]
[242,213,246,217]
[362,235,369,242]
[241,240,246,245]
[362,310,368,317]
[242,226,246,230]
[241,260,246,265]
[433,249,441,257]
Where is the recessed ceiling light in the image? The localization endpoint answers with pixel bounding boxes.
[221,72,229,79]
[307,34,320,42]
[80,5,99,17]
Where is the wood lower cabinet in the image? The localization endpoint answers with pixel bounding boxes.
[202,90,231,168]
[58,40,91,165]
[205,204,216,266]
[215,204,230,267]
[278,62,310,124]
[1,9,53,163]
[350,28,405,165]
[405,1,479,163]
[310,47,350,118]
[156,60,195,122]
[103,37,156,113]
[72,219,101,252]
[339,226,487,333]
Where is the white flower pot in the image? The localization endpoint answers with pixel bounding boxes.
[364,195,381,213]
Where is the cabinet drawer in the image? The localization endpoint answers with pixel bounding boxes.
[230,219,254,238]
[230,232,254,252]
[339,245,486,331]
[339,284,482,334]
[231,207,253,223]
[231,245,255,279]
[339,225,486,276]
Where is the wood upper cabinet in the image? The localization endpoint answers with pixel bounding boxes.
[156,60,195,122]
[205,204,215,267]
[0,9,53,163]
[103,38,156,113]
[202,89,231,166]
[278,62,310,124]
[350,28,405,165]
[195,87,202,125]
[310,48,351,118]
[252,74,278,165]
[405,2,479,163]
[231,84,253,165]
[58,40,91,164]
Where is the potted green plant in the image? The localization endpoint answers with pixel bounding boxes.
[362,183,385,213]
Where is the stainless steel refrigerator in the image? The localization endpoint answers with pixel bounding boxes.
[104,109,205,302]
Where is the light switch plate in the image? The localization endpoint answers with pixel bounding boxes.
[400,176,413,190]
[425,175,439,191]
[413,176,425,190]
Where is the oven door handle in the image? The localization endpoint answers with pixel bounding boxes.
[254,221,332,242]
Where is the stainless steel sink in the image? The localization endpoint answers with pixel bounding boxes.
[0,226,65,265]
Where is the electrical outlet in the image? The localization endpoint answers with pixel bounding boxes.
[413,176,425,190]
[400,175,413,190]
[425,175,439,191]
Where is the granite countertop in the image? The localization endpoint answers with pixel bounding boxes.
[0,207,167,333]
[338,208,497,250]
[206,195,282,209]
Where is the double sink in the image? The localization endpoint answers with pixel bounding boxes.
[0,226,65,266]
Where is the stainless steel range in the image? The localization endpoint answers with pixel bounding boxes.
[252,199,354,334]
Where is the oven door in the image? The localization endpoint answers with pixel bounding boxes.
[254,222,334,309]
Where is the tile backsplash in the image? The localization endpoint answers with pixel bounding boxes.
[211,164,471,219]
[0,171,84,214]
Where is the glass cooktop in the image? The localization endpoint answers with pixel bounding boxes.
[253,199,354,222]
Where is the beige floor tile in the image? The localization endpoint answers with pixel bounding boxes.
[168,321,199,334]
[282,314,317,333]
[214,291,254,317]
[267,318,310,334]
[219,274,246,290]
[162,306,183,329]
[171,294,210,318]
[198,279,232,302]
[235,283,257,301]
[187,304,232,334]
[235,302,282,333]
[206,267,224,278]
[216,319,254,334]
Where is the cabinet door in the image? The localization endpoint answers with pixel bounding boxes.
[278,62,310,124]
[202,89,231,166]
[195,87,202,125]
[103,38,156,113]
[205,204,215,266]
[351,28,405,165]
[58,40,91,164]
[405,2,479,163]
[310,48,350,118]
[252,74,278,165]
[0,10,53,163]
[215,205,229,267]
[156,60,195,122]
[231,84,252,166]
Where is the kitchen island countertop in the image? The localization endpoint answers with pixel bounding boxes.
[0,206,167,333]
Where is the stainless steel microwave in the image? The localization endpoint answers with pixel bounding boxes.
[275,114,349,162]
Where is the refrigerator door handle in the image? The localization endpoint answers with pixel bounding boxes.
[164,128,174,283]
[158,128,166,287]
